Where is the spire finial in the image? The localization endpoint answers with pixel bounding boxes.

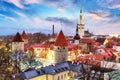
[80,7,83,24]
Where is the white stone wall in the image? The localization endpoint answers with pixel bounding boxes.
[36,58,54,67]
[12,42,24,52]
[78,24,84,38]
[54,46,68,64]
[23,39,28,44]
[74,40,80,44]
[101,61,120,70]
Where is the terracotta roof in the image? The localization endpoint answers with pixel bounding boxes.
[74,54,102,67]
[68,43,81,51]
[12,32,23,42]
[54,30,68,46]
[28,46,34,51]
[81,38,94,43]
[92,42,100,46]
[22,31,27,39]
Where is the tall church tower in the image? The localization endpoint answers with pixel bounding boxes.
[77,8,85,38]
[53,30,68,64]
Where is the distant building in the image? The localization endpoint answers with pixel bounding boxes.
[26,30,82,67]
[21,31,28,44]
[49,25,57,43]
[12,32,24,52]
[19,61,84,80]
[77,8,85,38]
[54,30,68,64]
[73,26,80,44]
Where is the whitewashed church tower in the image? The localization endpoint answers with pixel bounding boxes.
[53,30,68,63]
[77,8,85,38]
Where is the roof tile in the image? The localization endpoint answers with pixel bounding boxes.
[22,31,27,39]
[54,30,68,46]
[12,32,23,42]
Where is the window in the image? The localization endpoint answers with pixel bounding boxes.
[63,47,65,49]
[58,47,60,50]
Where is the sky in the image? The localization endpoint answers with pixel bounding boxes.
[0,0,120,36]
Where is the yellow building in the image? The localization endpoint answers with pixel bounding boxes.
[19,61,84,80]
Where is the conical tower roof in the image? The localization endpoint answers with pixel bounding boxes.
[12,32,23,42]
[54,30,68,46]
[21,31,27,39]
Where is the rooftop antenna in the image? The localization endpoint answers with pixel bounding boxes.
[60,22,62,30]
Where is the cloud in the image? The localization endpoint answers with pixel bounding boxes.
[45,17,74,26]
[0,14,16,22]
[109,4,120,9]
[24,0,41,4]
[107,14,120,23]
[86,10,110,20]
[14,11,26,18]
[96,0,120,9]
[5,0,24,8]
[86,13,105,20]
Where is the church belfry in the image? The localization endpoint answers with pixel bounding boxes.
[77,8,85,38]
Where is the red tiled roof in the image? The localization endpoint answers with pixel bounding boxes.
[30,44,42,48]
[74,54,105,67]
[28,46,34,51]
[54,30,68,46]
[68,43,81,51]
[81,38,94,43]
[21,31,27,39]
[12,32,23,42]
[92,42,100,46]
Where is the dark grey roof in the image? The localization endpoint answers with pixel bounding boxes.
[20,61,84,79]
[20,70,38,79]
[73,33,80,40]
[68,62,84,73]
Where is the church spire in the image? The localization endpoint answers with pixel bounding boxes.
[51,24,55,38]
[52,24,54,35]
[80,8,83,24]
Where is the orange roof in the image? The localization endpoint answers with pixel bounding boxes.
[28,46,34,51]
[54,30,68,46]
[81,38,94,43]
[74,54,105,67]
[12,32,23,42]
[21,31,27,39]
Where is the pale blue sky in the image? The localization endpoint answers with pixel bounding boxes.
[0,0,120,35]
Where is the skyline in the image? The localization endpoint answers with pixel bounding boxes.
[0,0,120,36]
